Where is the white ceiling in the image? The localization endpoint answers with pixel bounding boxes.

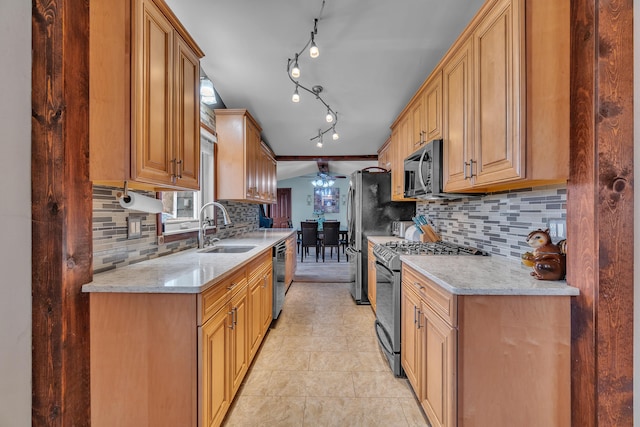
[166,0,486,179]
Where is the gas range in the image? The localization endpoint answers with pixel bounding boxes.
[373,240,489,271]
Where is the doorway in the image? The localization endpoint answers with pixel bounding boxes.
[272,188,292,227]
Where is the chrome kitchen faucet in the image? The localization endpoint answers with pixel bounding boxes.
[199,201,232,248]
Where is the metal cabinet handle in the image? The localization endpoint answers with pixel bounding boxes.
[463,161,469,179]
[413,306,417,325]
[176,159,183,179]
[416,309,422,329]
[469,159,476,178]
[170,158,177,182]
[228,310,234,329]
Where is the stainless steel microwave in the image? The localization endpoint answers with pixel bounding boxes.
[404,139,444,199]
[403,139,472,200]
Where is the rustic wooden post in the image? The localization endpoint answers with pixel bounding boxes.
[568,0,634,425]
[31,0,92,425]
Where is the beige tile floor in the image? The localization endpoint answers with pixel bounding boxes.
[222,281,430,426]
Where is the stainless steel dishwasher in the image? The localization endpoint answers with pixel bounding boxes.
[272,241,287,320]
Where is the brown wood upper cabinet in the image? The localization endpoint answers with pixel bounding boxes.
[411,71,443,151]
[442,0,569,192]
[215,109,277,204]
[90,0,204,191]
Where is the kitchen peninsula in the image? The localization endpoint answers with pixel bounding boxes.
[83,229,295,427]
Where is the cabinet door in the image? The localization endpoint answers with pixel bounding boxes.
[230,289,249,397]
[133,0,175,186]
[421,305,456,427]
[443,38,474,192]
[424,71,443,141]
[473,0,524,186]
[410,94,425,151]
[248,274,264,361]
[401,282,422,393]
[284,236,295,286]
[245,121,260,200]
[174,33,200,189]
[260,267,273,335]
[201,307,231,427]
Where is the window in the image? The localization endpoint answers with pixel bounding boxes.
[161,127,215,235]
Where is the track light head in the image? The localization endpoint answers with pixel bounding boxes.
[325,108,333,123]
[291,54,300,78]
[309,32,319,58]
[292,85,300,103]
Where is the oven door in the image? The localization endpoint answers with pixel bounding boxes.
[374,259,403,376]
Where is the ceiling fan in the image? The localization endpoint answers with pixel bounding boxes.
[317,161,346,179]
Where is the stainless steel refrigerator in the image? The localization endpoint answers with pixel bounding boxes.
[346,169,415,304]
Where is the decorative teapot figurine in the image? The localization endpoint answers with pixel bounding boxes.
[522,228,566,280]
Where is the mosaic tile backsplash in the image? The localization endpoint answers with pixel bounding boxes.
[416,184,567,261]
[92,186,259,273]
[93,183,566,273]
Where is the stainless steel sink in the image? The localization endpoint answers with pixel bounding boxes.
[198,245,257,254]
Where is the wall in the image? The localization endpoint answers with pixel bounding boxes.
[93,186,259,273]
[417,184,567,262]
[0,1,31,425]
[278,176,350,229]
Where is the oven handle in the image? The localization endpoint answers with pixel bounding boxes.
[374,320,394,355]
[374,260,395,279]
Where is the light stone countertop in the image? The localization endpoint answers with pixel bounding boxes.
[367,236,578,296]
[82,229,296,294]
[401,255,579,296]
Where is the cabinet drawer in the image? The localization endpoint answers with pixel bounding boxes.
[201,268,247,324]
[402,265,457,327]
[247,251,272,282]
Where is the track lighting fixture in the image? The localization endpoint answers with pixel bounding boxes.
[285,0,341,148]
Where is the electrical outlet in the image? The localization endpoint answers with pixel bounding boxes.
[547,219,566,240]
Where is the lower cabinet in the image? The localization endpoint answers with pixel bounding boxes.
[401,264,571,427]
[90,249,276,427]
[284,234,296,291]
[248,252,273,360]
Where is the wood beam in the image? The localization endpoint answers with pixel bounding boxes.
[32,0,92,425]
[568,0,634,425]
[275,155,378,162]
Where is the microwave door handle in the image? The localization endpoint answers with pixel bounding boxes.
[417,149,429,192]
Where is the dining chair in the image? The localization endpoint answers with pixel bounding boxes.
[300,221,320,262]
[321,221,340,262]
